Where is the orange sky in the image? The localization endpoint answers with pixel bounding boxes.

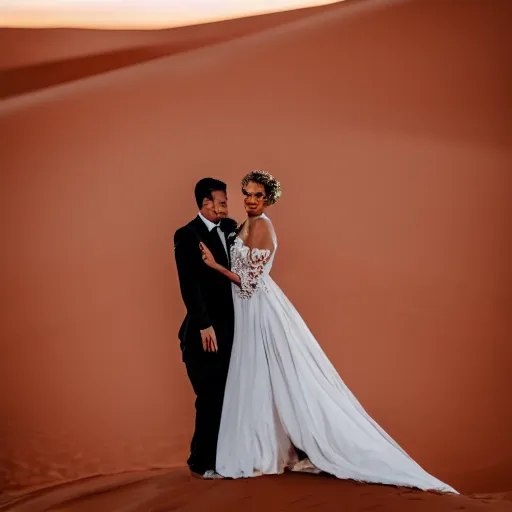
[0,0,342,29]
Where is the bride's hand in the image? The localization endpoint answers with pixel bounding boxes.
[199,242,217,268]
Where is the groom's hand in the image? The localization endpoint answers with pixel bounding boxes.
[200,326,218,353]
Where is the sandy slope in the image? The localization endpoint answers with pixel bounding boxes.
[0,3,344,99]
[0,2,340,71]
[1,469,512,512]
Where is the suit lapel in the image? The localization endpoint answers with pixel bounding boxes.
[226,232,232,269]
[190,215,209,244]
[221,219,238,269]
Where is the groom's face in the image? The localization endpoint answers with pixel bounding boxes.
[203,190,228,221]
[213,190,229,219]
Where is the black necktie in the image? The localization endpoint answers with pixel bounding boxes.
[210,226,228,263]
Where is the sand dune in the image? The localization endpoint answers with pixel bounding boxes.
[0,2,340,71]
[2,469,512,512]
[0,0,510,509]
[0,3,343,99]
[0,45,180,100]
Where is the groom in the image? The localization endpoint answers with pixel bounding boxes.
[173,178,237,479]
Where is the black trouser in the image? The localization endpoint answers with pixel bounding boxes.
[185,355,229,474]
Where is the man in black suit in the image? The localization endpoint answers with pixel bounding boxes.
[173,178,238,479]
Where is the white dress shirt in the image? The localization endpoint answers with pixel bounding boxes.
[198,212,228,257]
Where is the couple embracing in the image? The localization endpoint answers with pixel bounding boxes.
[173,171,456,493]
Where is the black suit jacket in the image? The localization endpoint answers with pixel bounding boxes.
[174,215,238,363]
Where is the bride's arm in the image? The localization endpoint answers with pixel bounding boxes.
[200,217,275,292]
[199,242,241,286]
[214,264,241,286]
[239,218,275,296]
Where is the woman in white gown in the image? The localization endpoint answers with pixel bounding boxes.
[199,170,457,493]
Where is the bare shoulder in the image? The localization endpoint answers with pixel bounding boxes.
[254,214,273,226]
[250,215,273,233]
[259,214,276,231]
[247,215,276,249]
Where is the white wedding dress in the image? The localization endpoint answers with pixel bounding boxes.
[216,214,457,493]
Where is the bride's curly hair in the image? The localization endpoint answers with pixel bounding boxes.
[241,170,282,206]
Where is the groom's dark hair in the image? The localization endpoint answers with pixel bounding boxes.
[194,178,227,209]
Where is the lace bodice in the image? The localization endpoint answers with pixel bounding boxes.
[230,223,277,299]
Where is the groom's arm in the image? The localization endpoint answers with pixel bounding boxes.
[174,227,211,330]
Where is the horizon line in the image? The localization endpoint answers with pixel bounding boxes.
[0,1,342,30]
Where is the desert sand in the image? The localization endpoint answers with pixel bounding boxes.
[0,3,340,99]
[0,3,338,76]
[2,468,512,512]
[0,0,511,510]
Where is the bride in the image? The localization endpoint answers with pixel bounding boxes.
[199,170,457,493]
